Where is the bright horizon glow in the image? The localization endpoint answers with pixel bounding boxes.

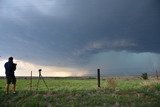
[0,59,89,77]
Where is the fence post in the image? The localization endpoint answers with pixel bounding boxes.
[156,70,159,80]
[97,69,100,87]
[30,71,32,91]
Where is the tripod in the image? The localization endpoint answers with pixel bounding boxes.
[36,69,49,90]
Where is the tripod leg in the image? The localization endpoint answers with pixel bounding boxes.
[36,76,40,90]
[41,76,49,90]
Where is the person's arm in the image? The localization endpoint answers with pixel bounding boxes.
[13,63,17,71]
[4,63,6,69]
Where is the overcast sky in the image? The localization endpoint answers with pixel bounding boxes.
[0,0,160,76]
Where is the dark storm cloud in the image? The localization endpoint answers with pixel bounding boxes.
[0,0,160,66]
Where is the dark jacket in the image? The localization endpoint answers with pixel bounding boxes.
[4,61,16,77]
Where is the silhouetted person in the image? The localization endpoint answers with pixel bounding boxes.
[4,57,17,94]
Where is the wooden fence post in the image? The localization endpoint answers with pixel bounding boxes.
[97,69,100,87]
[156,70,159,80]
[30,71,32,91]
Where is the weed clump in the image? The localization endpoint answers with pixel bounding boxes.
[141,73,148,80]
[106,78,117,90]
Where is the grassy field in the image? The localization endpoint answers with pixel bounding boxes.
[0,77,160,107]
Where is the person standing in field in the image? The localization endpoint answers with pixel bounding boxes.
[4,57,17,94]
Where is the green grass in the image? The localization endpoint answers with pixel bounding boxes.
[0,77,160,107]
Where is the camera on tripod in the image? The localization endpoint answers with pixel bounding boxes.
[36,69,49,90]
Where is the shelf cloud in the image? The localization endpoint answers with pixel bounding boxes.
[0,0,160,76]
